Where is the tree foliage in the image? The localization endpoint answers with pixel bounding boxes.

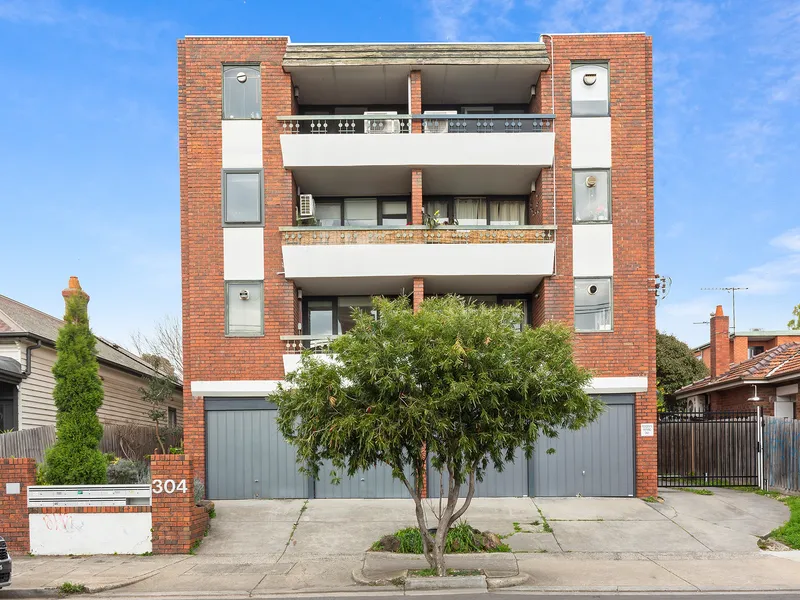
[788,304,800,330]
[43,289,107,484]
[656,331,709,407]
[272,296,601,574]
[139,370,175,454]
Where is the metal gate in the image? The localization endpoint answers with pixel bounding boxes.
[658,410,760,487]
[530,395,635,497]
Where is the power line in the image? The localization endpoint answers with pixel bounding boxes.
[701,287,749,335]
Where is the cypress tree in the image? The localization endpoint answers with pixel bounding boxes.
[43,277,107,484]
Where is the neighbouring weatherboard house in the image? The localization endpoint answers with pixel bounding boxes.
[179,34,656,500]
[0,277,183,431]
[677,306,799,418]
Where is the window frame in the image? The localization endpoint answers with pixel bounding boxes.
[224,280,265,337]
[423,196,529,226]
[222,168,264,227]
[570,61,611,118]
[573,277,614,333]
[168,407,177,428]
[222,64,262,121]
[306,197,411,227]
[572,168,612,224]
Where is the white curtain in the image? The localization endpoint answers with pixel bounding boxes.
[490,200,525,225]
[455,198,487,225]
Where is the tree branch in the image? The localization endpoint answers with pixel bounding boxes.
[448,470,476,527]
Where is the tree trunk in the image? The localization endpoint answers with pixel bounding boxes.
[154,420,166,455]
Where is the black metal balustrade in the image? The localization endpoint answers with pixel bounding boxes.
[278,114,554,134]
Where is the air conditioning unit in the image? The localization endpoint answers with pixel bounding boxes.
[299,194,315,218]
[364,111,400,134]
[423,110,457,133]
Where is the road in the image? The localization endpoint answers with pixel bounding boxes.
[97,595,800,600]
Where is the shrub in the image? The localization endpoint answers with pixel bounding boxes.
[194,478,205,504]
[106,460,140,484]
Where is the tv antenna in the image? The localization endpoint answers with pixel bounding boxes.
[701,287,749,334]
[693,321,709,325]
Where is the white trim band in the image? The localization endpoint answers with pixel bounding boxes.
[584,376,648,394]
[191,380,283,397]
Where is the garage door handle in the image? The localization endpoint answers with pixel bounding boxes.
[582,471,585,476]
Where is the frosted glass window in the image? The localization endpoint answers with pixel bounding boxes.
[224,171,262,225]
[382,200,408,225]
[573,170,611,222]
[344,199,378,226]
[572,64,609,117]
[490,200,526,225]
[455,197,487,225]
[574,278,612,332]
[223,66,261,119]
[337,297,374,333]
[226,282,263,336]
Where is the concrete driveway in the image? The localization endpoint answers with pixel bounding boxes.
[199,487,789,557]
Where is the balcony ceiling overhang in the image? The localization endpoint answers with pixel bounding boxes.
[291,165,542,196]
[291,275,546,296]
[285,43,549,105]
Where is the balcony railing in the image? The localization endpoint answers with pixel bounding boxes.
[281,334,340,354]
[278,114,554,135]
[281,225,555,246]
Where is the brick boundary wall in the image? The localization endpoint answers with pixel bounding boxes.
[0,458,36,555]
[150,454,209,554]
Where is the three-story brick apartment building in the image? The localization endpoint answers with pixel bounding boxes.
[178,34,656,501]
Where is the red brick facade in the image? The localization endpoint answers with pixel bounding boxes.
[0,458,35,555]
[179,34,657,497]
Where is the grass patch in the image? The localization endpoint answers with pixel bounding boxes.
[677,487,714,496]
[642,496,658,503]
[513,522,522,533]
[373,521,510,554]
[139,551,153,557]
[768,496,800,550]
[58,582,87,595]
[285,500,309,548]
[208,508,216,519]
[188,539,202,555]
[535,506,553,533]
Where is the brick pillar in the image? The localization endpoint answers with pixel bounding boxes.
[410,70,422,133]
[0,458,35,555]
[635,388,658,498]
[710,305,730,378]
[411,277,427,497]
[182,391,205,485]
[151,454,208,554]
[411,169,423,225]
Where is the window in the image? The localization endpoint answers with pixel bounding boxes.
[337,297,376,333]
[748,346,765,359]
[225,281,264,336]
[168,407,177,428]
[304,297,379,337]
[455,197,487,225]
[308,198,409,227]
[223,65,261,119]
[571,63,609,117]
[573,169,611,223]
[424,197,528,226]
[574,278,612,332]
[223,170,263,225]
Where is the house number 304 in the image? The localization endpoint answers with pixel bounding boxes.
[152,479,188,494]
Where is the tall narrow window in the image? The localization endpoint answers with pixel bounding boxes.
[316,203,342,227]
[223,66,261,119]
[490,200,526,225]
[573,169,611,223]
[226,282,264,336]
[381,200,409,226]
[344,199,378,226]
[571,63,609,117]
[168,407,177,428]
[574,278,612,332]
[223,170,263,225]
[337,297,374,334]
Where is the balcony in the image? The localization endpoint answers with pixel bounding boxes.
[280,225,556,296]
[278,114,555,196]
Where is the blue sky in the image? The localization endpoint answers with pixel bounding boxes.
[0,0,798,349]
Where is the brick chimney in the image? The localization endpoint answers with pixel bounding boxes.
[62,276,89,303]
[709,305,730,378]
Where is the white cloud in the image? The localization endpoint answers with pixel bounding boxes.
[725,228,800,295]
[771,228,800,252]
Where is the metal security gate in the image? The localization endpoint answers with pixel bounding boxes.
[427,448,529,498]
[658,410,759,487]
[530,395,635,497]
[205,399,308,500]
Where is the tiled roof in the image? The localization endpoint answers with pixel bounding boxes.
[0,294,179,384]
[677,343,800,396]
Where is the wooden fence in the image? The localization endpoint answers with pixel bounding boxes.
[0,424,183,463]
[764,416,800,492]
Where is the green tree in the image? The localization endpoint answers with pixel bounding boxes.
[788,303,800,330]
[43,283,107,484]
[139,363,175,455]
[272,296,601,575]
[656,331,709,408]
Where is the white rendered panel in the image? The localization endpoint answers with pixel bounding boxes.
[223,228,264,280]
[571,118,611,168]
[29,513,152,555]
[222,120,263,168]
[573,224,613,277]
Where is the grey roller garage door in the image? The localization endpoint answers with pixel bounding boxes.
[427,448,528,498]
[205,399,309,500]
[315,459,410,498]
[530,394,635,497]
